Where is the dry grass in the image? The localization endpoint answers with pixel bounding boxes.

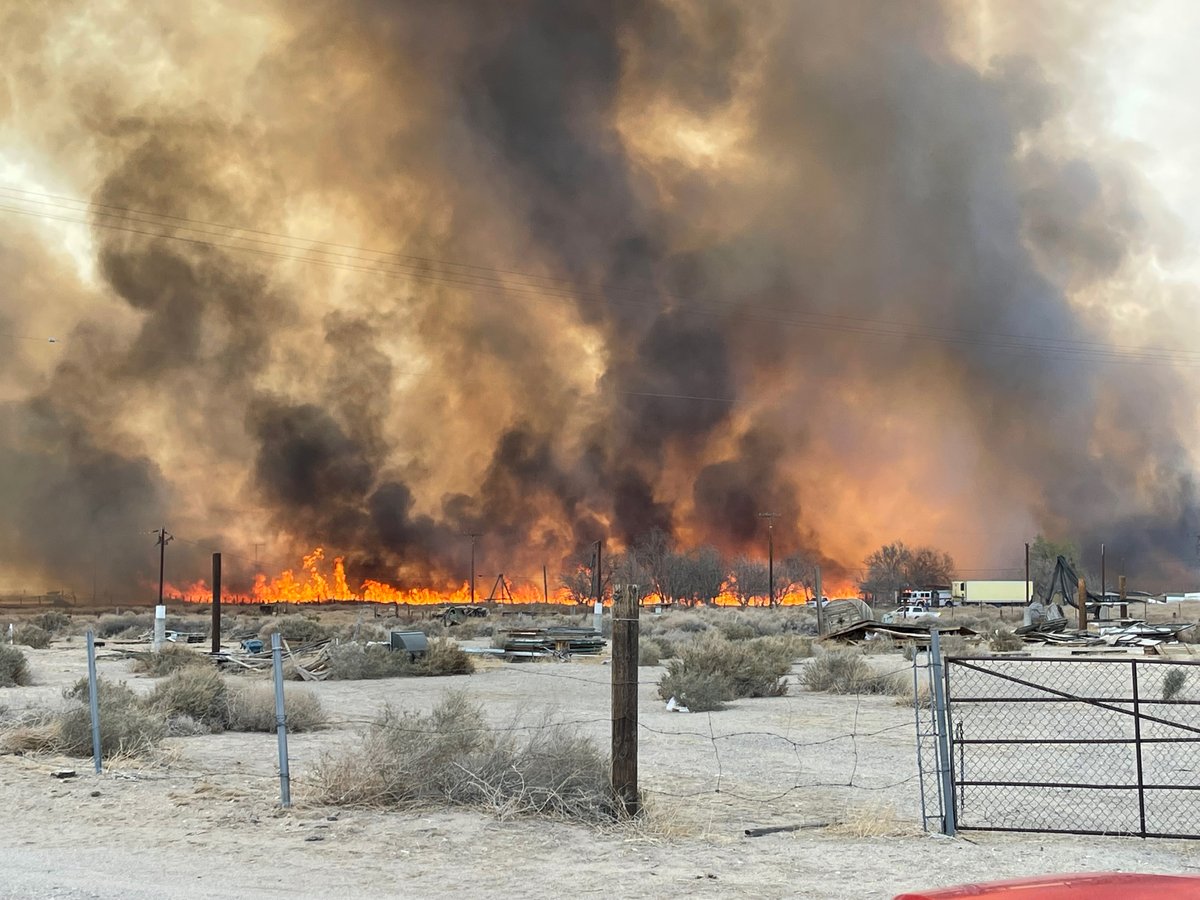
[13,624,51,649]
[131,644,209,677]
[30,611,72,634]
[802,651,902,695]
[96,612,153,638]
[0,644,31,687]
[148,668,325,732]
[259,615,331,644]
[311,691,616,822]
[226,683,326,732]
[989,628,1024,652]
[825,800,913,837]
[56,677,166,758]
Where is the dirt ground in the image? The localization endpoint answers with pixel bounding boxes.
[4,612,1200,899]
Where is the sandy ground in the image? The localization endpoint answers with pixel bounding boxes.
[5,634,1200,899]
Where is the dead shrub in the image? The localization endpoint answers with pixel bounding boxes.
[149,668,229,728]
[58,677,165,758]
[989,628,1024,653]
[0,644,31,687]
[14,624,51,649]
[312,691,616,822]
[638,639,663,667]
[860,634,896,655]
[328,639,473,680]
[225,684,325,732]
[802,651,900,695]
[97,612,152,638]
[31,611,71,634]
[259,615,330,644]
[656,633,797,711]
[131,644,208,677]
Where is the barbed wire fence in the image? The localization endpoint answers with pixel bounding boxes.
[14,621,942,834]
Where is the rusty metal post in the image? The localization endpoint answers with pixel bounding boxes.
[1077,577,1087,631]
[611,584,639,817]
[211,553,221,654]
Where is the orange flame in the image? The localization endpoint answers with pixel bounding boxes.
[166,547,851,607]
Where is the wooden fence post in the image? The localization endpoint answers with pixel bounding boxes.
[611,585,639,817]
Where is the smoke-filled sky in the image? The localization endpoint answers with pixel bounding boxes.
[1,0,1198,598]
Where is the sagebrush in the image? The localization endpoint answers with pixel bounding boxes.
[0,645,31,687]
[312,691,616,822]
[13,624,51,649]
[802,651,901,695]
[656,633,798,711]
[327,639,473,680]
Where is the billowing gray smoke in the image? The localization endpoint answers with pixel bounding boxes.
[0,0,1196,598]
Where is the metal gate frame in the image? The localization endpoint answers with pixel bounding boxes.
[944,655,1200,839]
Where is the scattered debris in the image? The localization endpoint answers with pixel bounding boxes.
[665,697,690,713]
[822,620,978,646]
[50,769,76,779]
[494,627,605,659]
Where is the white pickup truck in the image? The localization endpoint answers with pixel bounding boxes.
[882,605,941,624]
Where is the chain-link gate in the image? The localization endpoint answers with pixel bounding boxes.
[944,656,1200,838]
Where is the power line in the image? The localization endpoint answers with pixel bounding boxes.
[2,186,1200,368]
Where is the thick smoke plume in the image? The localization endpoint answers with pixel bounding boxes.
[0,0,1196,598]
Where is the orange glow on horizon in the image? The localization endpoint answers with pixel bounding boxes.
[165,547,858,607]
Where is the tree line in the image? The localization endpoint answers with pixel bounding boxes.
[563,531,1084,607]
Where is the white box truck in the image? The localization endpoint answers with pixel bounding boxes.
[951,580,1032,606]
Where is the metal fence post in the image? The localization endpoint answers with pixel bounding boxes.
[271,633,291,807]
[85,629,102,774]
[1131,660,1147,837]
[930,629,956,835]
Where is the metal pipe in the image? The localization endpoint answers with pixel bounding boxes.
[86,629,102,774]
[930,629,956,836]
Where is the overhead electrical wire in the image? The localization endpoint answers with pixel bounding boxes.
[2,184,1199,370]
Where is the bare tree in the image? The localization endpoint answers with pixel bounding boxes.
[778,551,819,601]
[673,546,726,607]
[560,544,614,604]
[905,547,954,586]
[632,528,674,602]
[860,542,911,604]
[730,555,770,608]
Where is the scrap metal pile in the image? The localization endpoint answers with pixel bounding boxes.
[493,626,606,659]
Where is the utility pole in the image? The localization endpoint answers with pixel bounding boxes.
[1025,542,1030,604]
[154,527,173,651]
[611,582,640,817]
[253,543,264,575]
[211,553,222,654]
[591,540,604,634]
[1101,543,1106,606]
[815,565,825,636]
[465,533,481,605]
[758,513,779,607]
[542,564,549,604]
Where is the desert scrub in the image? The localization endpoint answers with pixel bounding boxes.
[802,651,901,695]
[0,644,31,687]
[13,624,51,649]
[638,638,663,667]
[1163,668,1188,702]
[31,611,71,634]
[58,677,165,758]
[988,628,1023,652]
[312,691,616,822]
[131,644,208,676]
[656,633,798,711]
[96,612,153,638]
[148,668,325,732]
[259,615,331,644]
[328,638,474,680]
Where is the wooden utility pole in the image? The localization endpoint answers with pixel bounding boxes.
[543,564,549,604]
[611,584,640,817]
[1077,577,1088,631]
[211,553,221,654]
[1119,574,1128,620]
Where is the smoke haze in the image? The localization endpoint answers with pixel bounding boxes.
[0,0,1196,597]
